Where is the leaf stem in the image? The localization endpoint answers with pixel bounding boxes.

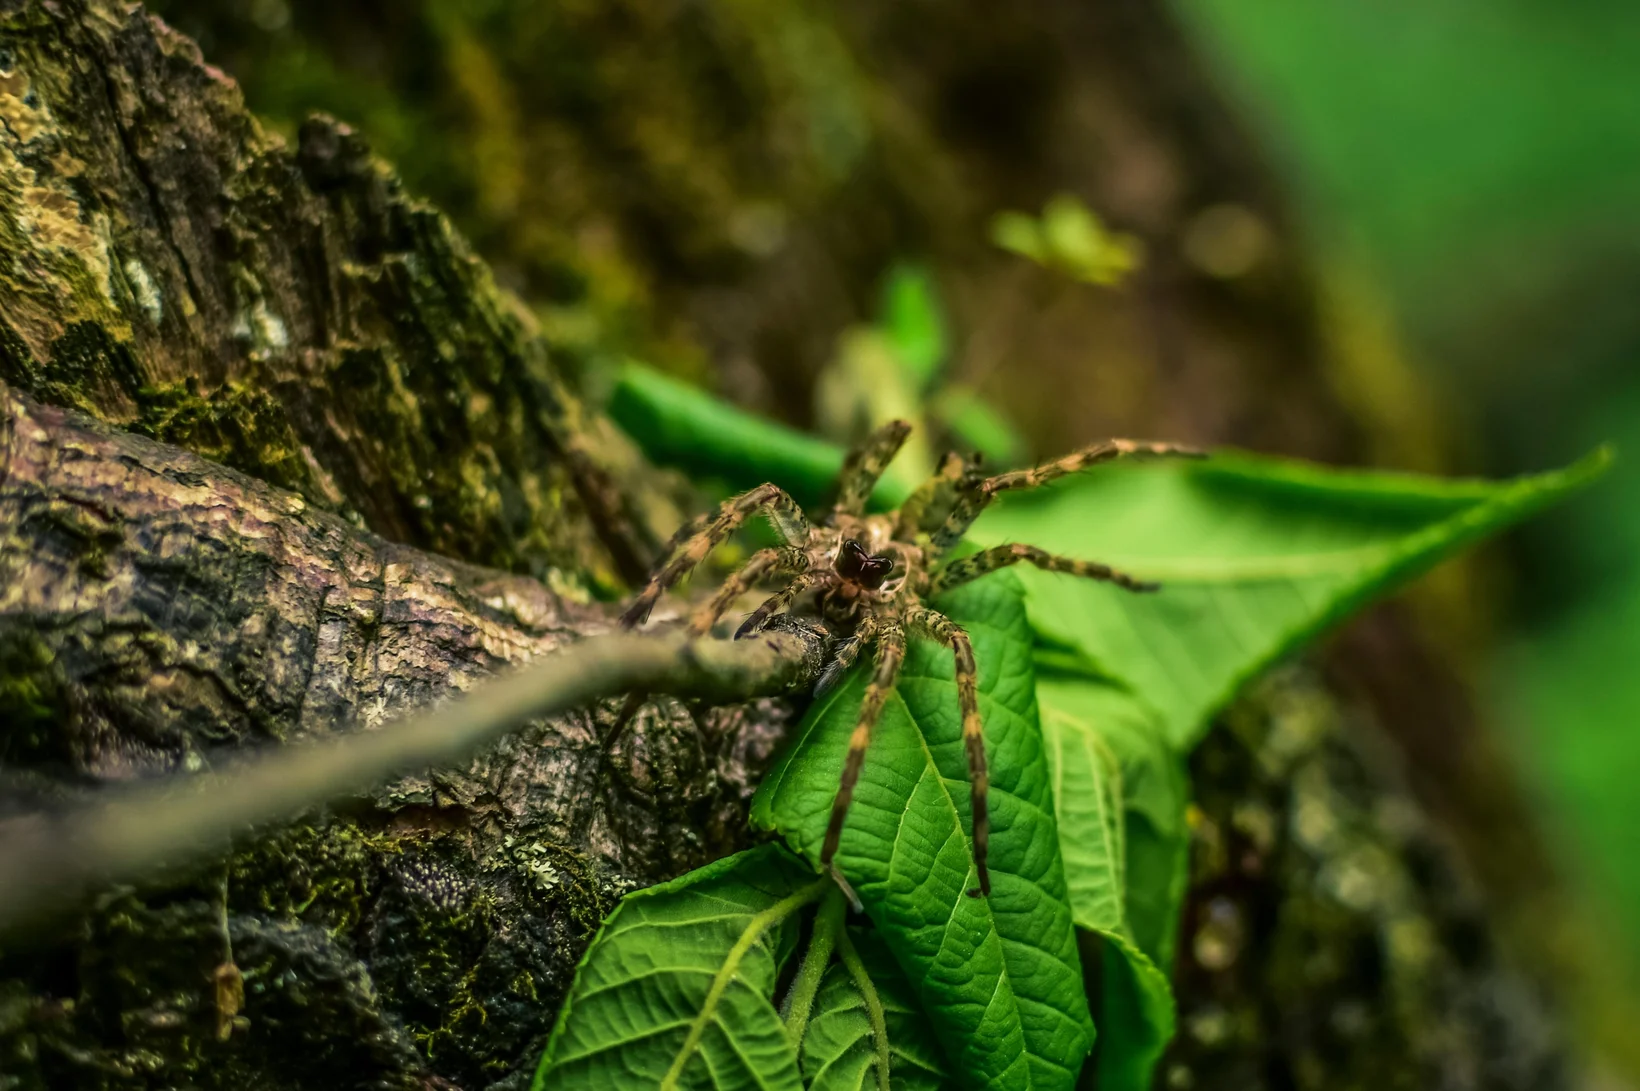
[781,886,846,1045]
[837,926,892,1091]
[660,877,830,1090]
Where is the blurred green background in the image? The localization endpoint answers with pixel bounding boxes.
[147,0,1640,1069]
[1178,0,1640,1019]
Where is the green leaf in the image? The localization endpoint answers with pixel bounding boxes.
[753,574,1095,1091]
[989,451,1605,1090]
[880,264,947,391]
[1095,932,1178,1091]
[533,844,825,1091]
[802,928,955,1091]
[610,364,910,511]
[974,448,1612,749]
[932,387,1027,467]
[989,212,1047,264]
[1036,675,1185,1091]
[990,196,1142,286]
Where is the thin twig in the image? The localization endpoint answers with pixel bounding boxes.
[0,628,817,935]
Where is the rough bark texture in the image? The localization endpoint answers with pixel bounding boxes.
[0,0,664,590]
[0,1,1569,1090]
[0,380,813,1089]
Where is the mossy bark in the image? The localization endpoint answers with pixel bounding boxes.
[0,381,818,1088]
[0,0,665,592]
[0,1,1569,1089]
[0,3,765,1086]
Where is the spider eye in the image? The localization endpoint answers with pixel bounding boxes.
[836,539,868,579]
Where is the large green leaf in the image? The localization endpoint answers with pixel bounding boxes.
[753,574,1094,1091]
[978,448,1605,1091]
[802,928,954,1091]
[533,844,825,1091]
[974,448,1611,749]
[609,364,909,511]
[1036,675,1186,1091]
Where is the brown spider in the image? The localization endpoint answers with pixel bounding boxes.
[619,420,1202,905]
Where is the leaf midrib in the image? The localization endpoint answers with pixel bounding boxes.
[997,470,1572,584]
[845,669,1047,1089]
[658,877,827,1090]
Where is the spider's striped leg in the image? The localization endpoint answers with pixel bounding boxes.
[929,439,1204,555]
[894,451,981,541]
[821,621,904,910]
[906,606,991,898]
[828,419,913,524]
[931,543,1157,597]
[620,483,812,628]
[814,614,880,696]
[686,547,810,636]
[733,571,830,639]
[656,508,714,558]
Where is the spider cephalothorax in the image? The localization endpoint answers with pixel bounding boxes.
[620,420,1202,906]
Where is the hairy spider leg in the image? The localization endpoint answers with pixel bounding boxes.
[620,483,812,627]
[687,547,810,636]
[828,419,913,524]
[734,570,831,639]
[814,614,880,695]
[906,606,991,897]
[657,508,714,558]
[931,543,1157,597]
[821,621,906,910]
[929,439,1205,554]
[894,451,981,541]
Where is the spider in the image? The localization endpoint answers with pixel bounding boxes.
[619,420,1202,907]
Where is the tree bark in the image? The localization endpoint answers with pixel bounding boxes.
[0,2,1569,1090]
[0,378,813,1082]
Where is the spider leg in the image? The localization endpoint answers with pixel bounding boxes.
[828,419,913,524]
[733,571,831,639]
[686,547,809,636]
[821,621,905,910]
[814,614,880,695]
[930,439,1204,554]
[620,483,812,628]
[894,450,981,541]
[906,606,990,898]
[931,543,1157,597]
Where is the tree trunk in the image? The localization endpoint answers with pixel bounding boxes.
[0,2,1567,1089]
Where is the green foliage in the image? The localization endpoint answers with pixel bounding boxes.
[554,375,1606,1090]
[1178,0,1640,325]
[970,449,1606,1089]
[802,929,953,1091]
[879,265,947,392]
[755,574,1094,1091]
[974,449,1611,748]
[931,387,1027,468]
[1034,676,1185,1091]
[532,845,824,1090]
[990,196,1143,286]
[610,364,883,511]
